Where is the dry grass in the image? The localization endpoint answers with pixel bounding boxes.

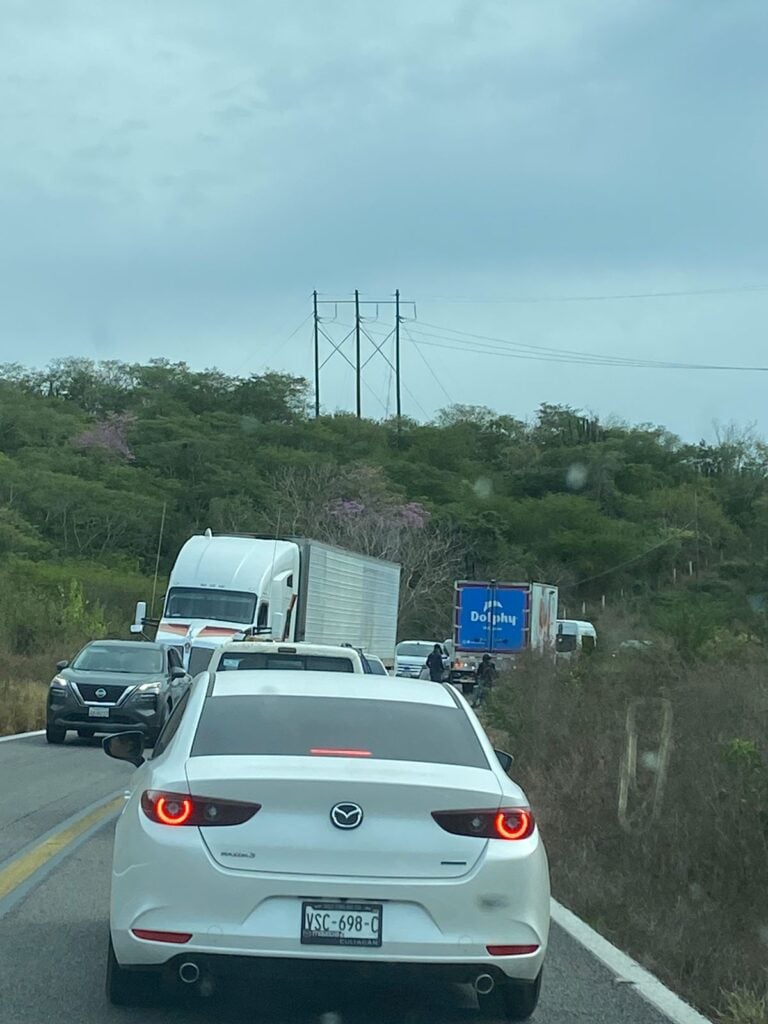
[0,678,48,736]
[0,646,67,736]
[719,988,768,1024]
[485,651,768,1022]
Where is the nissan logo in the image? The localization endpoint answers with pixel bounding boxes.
[330,802,364,830]
[95,688,107,699]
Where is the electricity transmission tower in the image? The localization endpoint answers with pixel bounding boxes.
[312,290,416,419]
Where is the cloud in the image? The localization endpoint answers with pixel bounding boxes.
[0,0,767,437]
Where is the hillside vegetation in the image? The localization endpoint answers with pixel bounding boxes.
[1,357,768,659]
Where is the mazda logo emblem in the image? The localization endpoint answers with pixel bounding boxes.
[330,802,364,830]
[95,688,107,699]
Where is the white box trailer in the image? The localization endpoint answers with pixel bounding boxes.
[133,532,400,675]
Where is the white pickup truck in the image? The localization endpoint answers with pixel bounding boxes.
[204,640,365,675]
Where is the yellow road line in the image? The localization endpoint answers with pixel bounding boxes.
[0,796,123,902]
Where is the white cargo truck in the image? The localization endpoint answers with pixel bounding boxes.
[132,531,400,675]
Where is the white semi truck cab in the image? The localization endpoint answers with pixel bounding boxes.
[133,531,400,675]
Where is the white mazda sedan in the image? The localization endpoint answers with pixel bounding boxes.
[103,671,550,1019]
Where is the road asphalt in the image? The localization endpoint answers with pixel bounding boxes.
[0,734,678,1024]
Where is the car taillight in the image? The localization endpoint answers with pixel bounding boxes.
[140,790,260,827]
[309,748,372,758]
[432,807,534,840]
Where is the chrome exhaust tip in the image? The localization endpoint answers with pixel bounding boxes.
[474,973,495,995]
[178,961,200,984]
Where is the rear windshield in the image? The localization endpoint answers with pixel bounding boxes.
[215,653,355,673]
[191,695,489,768]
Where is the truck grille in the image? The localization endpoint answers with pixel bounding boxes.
[75,683,131,705]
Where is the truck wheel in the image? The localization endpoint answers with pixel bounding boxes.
[46,725,66,744]
[478,971,542,1021]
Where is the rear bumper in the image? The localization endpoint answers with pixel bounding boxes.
[116,948,545,985]
[110,808,550,982]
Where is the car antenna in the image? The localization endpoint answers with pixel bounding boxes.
[149,501,167,619]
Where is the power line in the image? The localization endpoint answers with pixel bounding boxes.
[409,321,768,372]
[419,284,768,305]
[347,316,768,371]
[236,311,313,376]
[401,379,431,420]
[404,326,454,406]
[408,332,684,369]
[573,528,691,587]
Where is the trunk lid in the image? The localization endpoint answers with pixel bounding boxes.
[185,756,502,879]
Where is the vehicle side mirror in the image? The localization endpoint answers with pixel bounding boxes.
[495,749,514,773]
[56,660,69,671]
[171,666,187,680]
[103,731,145,767]
[130,600,147,635]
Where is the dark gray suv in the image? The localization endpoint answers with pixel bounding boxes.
[45,640,189,746]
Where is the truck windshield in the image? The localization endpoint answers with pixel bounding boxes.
[72,644,164,674]
[555,634,578,652]
[165,588,256,624]
[397,642,435,658]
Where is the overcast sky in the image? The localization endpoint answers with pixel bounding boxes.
[2,0,768,439]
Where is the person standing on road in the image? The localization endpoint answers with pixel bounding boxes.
[425,644,446,682]
[474,654,497,707]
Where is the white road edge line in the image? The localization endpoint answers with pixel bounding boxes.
[0,730,45,744]
[552,900,713,1024]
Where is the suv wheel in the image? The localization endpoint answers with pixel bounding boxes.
[478,971,542,1021]
[45,724,66,744]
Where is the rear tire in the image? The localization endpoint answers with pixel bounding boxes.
[45,724,66,744]
[478,971,542,1021]
[106,938,151,1006]
[77,729,95,739]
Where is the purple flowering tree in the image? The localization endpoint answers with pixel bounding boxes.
[265,464,462,633]
[71,413,136,461]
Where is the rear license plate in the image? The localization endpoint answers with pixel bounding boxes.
[88,706,110,718]
[301,902,382,947]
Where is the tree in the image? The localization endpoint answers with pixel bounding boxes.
[263,464,464,636]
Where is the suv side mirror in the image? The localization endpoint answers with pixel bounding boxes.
[56,660,69,671]
[495,749,514,773]
[171,666,187,680]
[103,731,145,767]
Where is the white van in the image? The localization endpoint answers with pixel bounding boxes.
[555,620,597,660]
[394,640,448,679]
